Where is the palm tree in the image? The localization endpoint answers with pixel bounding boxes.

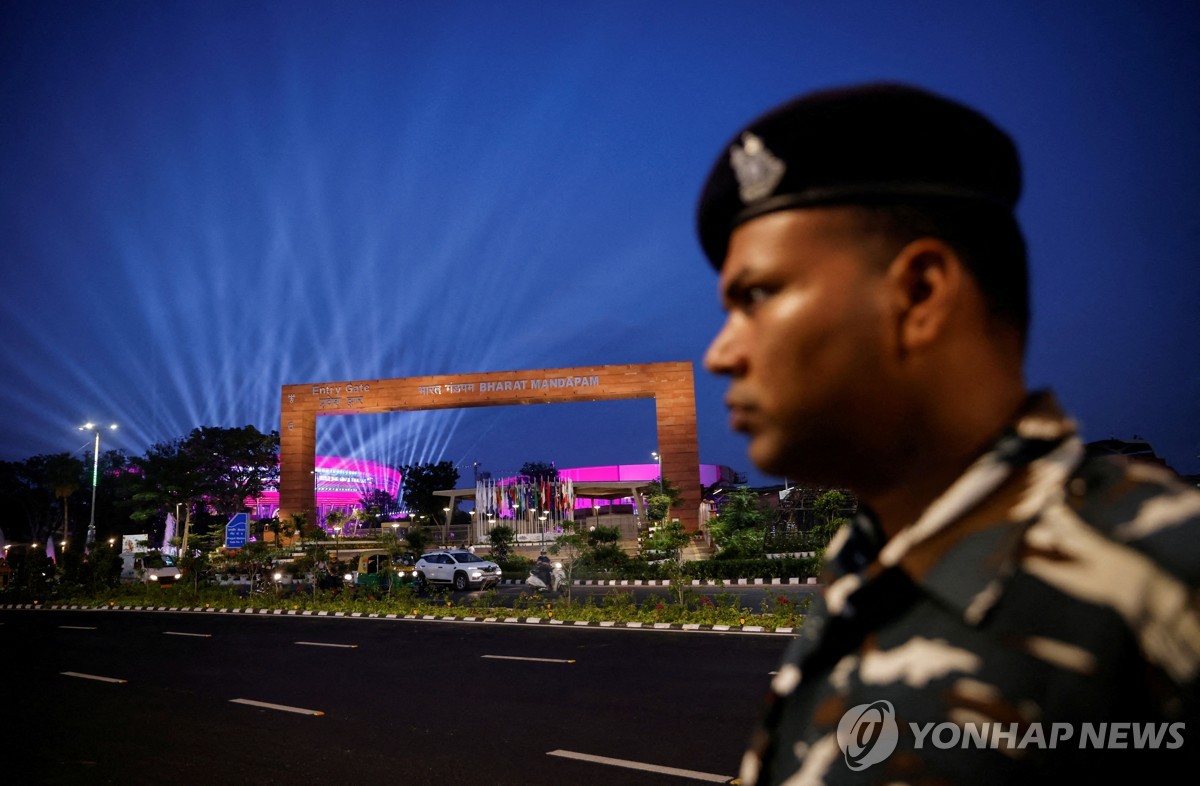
[325,509,346,562]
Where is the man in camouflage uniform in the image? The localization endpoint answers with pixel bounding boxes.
[696,83,1200,784]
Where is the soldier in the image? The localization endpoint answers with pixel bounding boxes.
[697,83,1200,784]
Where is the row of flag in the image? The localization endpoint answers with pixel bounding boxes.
[475,476,576,525]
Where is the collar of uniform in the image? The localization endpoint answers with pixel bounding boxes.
[824,391,1085,625]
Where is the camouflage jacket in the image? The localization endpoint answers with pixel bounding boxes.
[743,392,1200,784]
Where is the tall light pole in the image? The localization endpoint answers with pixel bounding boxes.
[651,451,662,482]
[79,423,118,548]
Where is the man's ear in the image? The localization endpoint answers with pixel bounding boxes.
[884,238,964,354]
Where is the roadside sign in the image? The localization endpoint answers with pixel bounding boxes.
[225,513,248,549]
[122,534,149,554]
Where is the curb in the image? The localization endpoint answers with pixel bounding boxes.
[0,603,797,636]
[500,577,818,586]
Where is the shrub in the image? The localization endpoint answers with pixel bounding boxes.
[496,556,533,576]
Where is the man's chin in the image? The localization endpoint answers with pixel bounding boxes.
[746,435,790,479]
[746,434,827,485]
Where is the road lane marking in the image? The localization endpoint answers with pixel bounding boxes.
[547,750,732,782]
[482,655,576,664]
[61,672,127,684]
[164,631,212,638]
[295,641,358,648]
[229,698,325,716]
[59,625,97,630]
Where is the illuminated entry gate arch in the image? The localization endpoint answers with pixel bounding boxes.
[279,362,701,532]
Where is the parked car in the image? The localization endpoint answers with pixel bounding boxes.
[121,551,182,585]
[413,550,502,591]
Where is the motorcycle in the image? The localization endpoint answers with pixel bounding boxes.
[526,562,567,593]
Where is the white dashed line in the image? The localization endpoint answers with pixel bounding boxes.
[61,671,127,684]
[58,625,97,630]
[547,750,732,782]
[482,654,576,664]
[164,631,212,638]
[229,698,325,716]
[295,641,358,648]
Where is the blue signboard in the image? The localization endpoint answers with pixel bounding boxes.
[225,512,248,549]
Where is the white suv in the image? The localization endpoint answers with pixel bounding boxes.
[414,550,502,591]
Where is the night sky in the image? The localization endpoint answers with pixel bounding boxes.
[2,1,1198,487]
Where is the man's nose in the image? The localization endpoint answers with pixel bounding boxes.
[703,319,744,376]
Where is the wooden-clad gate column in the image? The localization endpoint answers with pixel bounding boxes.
[654,363,700,533]
[278,409,316,526]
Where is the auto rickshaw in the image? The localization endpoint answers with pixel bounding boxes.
[349,550,417,589]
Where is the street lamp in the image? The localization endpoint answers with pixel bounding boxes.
[651,451,662,481]
[539,512,548,550]
[443,506,451,546]
[79,423,118,548]
[390,521,399,542]
[333,523,342,561]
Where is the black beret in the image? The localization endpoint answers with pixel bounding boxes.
[696,82,1022,268]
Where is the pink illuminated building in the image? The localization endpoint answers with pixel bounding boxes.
[250,455,402,521]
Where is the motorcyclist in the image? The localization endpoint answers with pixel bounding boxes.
[532,550,553,589]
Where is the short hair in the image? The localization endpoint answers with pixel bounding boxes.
[851,198,1030,345]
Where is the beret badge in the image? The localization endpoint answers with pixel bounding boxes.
[729,132,785,204]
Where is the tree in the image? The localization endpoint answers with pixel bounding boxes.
[579,524,628,572]
[708,487,768,559]
[262,516,298,547]
[177,529,218,593]
[812,490,852,549]
[642,475,682,527]
[487,524,516,562]
[0,458,72,549]
[179,425,279,517]
[643,476,682,505]
[351,506,378,535]
[128,425,278,550]
[644,518,693,604]
[398,461,459,544]
[129,437,206,550]
[359,488,397,519]
[403,524,430,555]
[550,522,587,602]
[519,461,558,481]
[325,509,346,535]
[6,545,54,599]
[42,453,84,553]
[82,542,122,591]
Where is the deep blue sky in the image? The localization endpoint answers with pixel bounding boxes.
[2,1,1198,485]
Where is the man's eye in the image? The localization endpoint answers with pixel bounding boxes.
[745,286,770,306]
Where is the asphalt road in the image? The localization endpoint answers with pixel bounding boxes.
[3,608,792,785]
